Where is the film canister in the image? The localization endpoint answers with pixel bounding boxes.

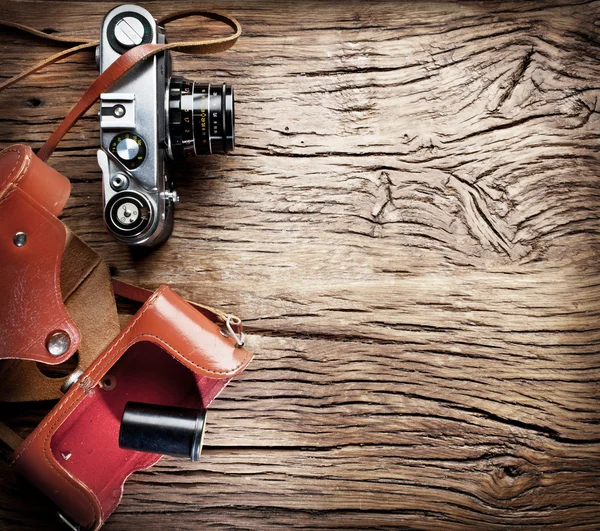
[119,402,207,462]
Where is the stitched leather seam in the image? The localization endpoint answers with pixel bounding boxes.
[10,147,32,188]
[113,280,233,327]
[84,305,251,384]
[44,395,102,526]
[0,148,24,202]
[8,376,101,526]
[0,147,33,204]
[0,183,16,205]
[1,147,24,187]
[143,333,253,374]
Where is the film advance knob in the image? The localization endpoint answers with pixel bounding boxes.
[114,16,145,47]
[116,201,140,226]
[116,137,140,161]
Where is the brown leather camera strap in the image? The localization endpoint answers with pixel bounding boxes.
[0,20,98,91]
[0,10,242,160]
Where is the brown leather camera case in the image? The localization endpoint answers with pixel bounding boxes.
[0,144,253,530]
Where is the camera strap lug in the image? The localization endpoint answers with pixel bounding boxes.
[226,314,246,348]
[57,510,82,531]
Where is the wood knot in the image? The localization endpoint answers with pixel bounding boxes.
[26,98,42,108]
[486,457,539,501]
[502,464,520,478]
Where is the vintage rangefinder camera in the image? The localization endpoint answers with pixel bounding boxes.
[96,5,234,246]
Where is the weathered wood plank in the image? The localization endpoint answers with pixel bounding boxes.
[1,0,600,529]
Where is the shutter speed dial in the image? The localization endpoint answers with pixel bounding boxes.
[117,137,140,160]
[109,132,147,169]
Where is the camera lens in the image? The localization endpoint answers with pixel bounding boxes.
[167,77,234,159]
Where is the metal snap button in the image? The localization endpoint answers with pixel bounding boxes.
[45,330,71,356]
[13,232,27,247]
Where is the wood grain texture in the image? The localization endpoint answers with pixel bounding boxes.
[1,0,600,529]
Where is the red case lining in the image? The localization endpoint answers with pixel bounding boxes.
[50,341,230,521]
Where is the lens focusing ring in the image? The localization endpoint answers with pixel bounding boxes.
[167,77,234,159]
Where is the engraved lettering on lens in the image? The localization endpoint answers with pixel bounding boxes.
[168,78,234,158]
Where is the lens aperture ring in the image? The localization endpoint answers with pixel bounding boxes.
[167,77,234,159]
[168,78,193,159]
[193,83,210,154]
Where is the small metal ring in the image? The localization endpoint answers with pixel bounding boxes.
[60,369,84,394]
[57,511,81,530]
[225,315,245,348]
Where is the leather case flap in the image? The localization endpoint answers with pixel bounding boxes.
[11,286,253,530]
[0,231,121,402]
[0,161,80,364]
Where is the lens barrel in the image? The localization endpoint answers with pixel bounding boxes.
[167,77,234,159]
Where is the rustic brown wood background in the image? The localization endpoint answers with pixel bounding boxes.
[1,0,600,529]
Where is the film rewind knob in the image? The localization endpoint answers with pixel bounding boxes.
[106,12,153,54]
[114,16,145,47]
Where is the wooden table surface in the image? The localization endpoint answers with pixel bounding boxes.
[1,0,600,529]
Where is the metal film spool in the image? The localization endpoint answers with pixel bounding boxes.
[119,402,207,461]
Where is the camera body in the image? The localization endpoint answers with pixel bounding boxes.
[97,5,234,246]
